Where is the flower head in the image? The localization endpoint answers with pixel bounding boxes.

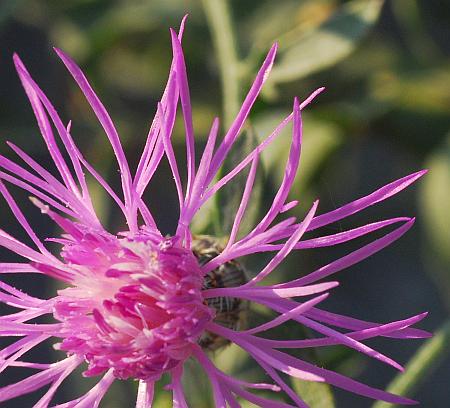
[0,18,429,407]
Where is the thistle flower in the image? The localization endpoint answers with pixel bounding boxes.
[0,19,429,407]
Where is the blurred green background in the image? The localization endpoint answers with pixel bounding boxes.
[0,0,449,407]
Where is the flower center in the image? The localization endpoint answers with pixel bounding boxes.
[52,232,213,381]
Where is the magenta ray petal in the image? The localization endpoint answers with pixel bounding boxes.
[243,293,329,335]
[136,380,154,408]
[265,347,417,405]
[171,365,189,408]
[0,334,51,374]
[210,323,417,405]
[225,149,260,249]
[0,321,62,336]
[13,60,97,223]
[0,278,46,305]
[13,55,81,201]
[200,111,292,208]
[193,347,228,407]
[132,20,187,204]
[0,309,51,326]
[51,370,115,408]
[0,170,77,220]
[226,383,297,408]
[6,142,72,200]
[0,310,50,325]
[0,286,45,309]
[307,170,427,231]
[254,355,308,408]
[0,228,62,266]
[243,200,318,286]
[159,100,184,211]
[305,307,431,339]
[0,180,61,261]
[289,315,403,371]
[0,291,37,309]
[245,97,303,240]
[278,218,415,287]
[1,144,82,216]
[206,43,278,185]
[254,312,428,349]
[212,326,324,382]
[53,48,137,231]
[261,213,415,255]
[199,86,324,215]
[222,390,240,408]
[181,117,219,227]
[33,359,81,408]
[215,374,281,392]
[262,217,411,250]
[70,141,130,219]
[0,149,84,219]
[214,216,413,261]
[170,30,195,203]
[193,345,294,408]
[200,217,298,273]
[0,356,82,403]
[239,296,405,370]
[134,17,186,195]
[4,361,51,370]
[203,281,337,300]
[0,333,48,358]
[64,121,90,201]
[281,200,299,213]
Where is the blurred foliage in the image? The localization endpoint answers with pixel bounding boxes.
[0,0,449,407]
[373,319,450,408]
[293,380,336,408]
[254,0,385,97]
[420,135,450,259]
[419,134,450,310]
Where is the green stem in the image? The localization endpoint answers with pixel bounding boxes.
[202,0,240,128]
[202,0,241,235]
[373,320,450,408]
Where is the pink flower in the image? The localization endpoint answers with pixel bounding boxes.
[0,19,429,407]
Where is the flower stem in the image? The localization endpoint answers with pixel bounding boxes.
[202,0,240,128]
[202,0,241,235]
[373,319,450,408]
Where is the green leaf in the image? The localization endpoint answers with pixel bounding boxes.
[420,134,450,260]
[190,192,218,236]
[266,0,384,87]
[213,343,250,374]
[182,359,214,407]
[370,65,450,115]
[372,320,450,408]
[419,134,450,307]
[151,373,173,408]
[244,0,315,50]
[292,380,336,408]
